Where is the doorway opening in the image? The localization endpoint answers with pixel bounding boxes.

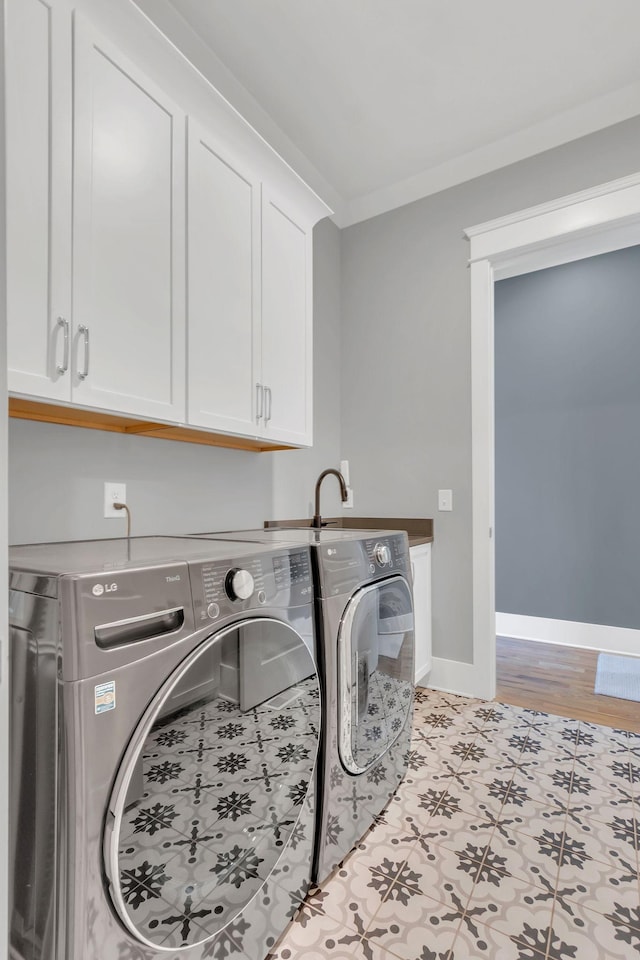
[493,246,640,729]
[465,171,640,705]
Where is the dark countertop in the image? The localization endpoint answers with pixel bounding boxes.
[264,517,433,547]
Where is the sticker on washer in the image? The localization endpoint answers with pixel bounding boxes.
[95,680,116,714]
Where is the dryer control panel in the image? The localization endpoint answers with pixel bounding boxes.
[190,548,313,625]
[319,533,409,599]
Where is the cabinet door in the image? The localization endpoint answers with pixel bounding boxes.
[261,189,312,446]
[410,543,432,683]
[186,121,260,435]
[72,17,186,421]
[6,0,72,401]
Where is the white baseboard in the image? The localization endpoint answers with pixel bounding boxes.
[496,612,640,657]
[426,656,490,700]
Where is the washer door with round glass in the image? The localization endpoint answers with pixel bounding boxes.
[338,576,414,775]
[104,618,320,952]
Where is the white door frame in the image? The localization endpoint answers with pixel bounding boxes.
[1,0,9,949]
[1,0,9,948]
[465,171,640,702]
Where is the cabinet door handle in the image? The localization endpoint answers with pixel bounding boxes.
[264,386,272,423]
[256,382,264,423]
[56,316,70,375]
[77,324,90,380]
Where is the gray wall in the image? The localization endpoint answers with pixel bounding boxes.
[495,245,640,630]
[340,115,640,664]
[8,218,342,544]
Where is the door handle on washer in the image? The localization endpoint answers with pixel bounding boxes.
[77,324,90,381]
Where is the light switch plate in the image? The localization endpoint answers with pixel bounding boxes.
[438,489,453,512]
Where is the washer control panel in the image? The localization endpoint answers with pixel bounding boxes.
[320,533,409,598]
[190,548,312,625]
[225,568,255,601]
[373,542,391,566]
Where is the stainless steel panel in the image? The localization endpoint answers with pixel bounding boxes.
[9,594,59,960]
[9,569,59,599]
[312,566,415,885]
[9,535,287,580]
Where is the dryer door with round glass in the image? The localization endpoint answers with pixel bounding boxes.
[103,618,320,952]
[338,575,414,775]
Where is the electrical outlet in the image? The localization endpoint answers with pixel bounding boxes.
[340,459,350,485]
[104,482,127,518]
[344,485,354,509]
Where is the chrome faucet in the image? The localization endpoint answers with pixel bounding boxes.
[313,468,349,529]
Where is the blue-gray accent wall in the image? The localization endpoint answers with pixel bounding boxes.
[495,244,640,630]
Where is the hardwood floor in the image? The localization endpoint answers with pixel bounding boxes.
[496,636,640,734]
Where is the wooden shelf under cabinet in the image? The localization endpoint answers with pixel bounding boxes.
[8,398,293,453]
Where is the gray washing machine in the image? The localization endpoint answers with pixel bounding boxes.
[189,529,415,885]
[9,536,320,960]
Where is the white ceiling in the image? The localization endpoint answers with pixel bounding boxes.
[136,0,640,225]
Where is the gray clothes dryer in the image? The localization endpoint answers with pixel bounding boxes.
[9,536,320,960]
[189,529,415,885]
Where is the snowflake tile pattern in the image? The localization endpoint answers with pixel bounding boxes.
[114,675,320,949]
[271,688,640,960]
[349,670,413,771]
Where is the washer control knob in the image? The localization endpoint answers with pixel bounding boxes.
[374,543,391,566]
[225,568,255,601]
[207,602,220,620]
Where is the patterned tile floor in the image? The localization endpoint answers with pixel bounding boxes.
[271,688,640,960]
[114,675,320,949]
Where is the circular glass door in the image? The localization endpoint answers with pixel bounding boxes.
[104,618,320,952]
[338,575,414,775]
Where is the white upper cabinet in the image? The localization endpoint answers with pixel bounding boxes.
[186,121,260,435]
[72,17,186,420]
[5,0,330,447]
[6,0,73,402]
[260,190,312,446]
[187,142,313,446]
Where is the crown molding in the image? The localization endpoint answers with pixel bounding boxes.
[339,82,640,229]
[131,0,341,221]
[128,3,640,233]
